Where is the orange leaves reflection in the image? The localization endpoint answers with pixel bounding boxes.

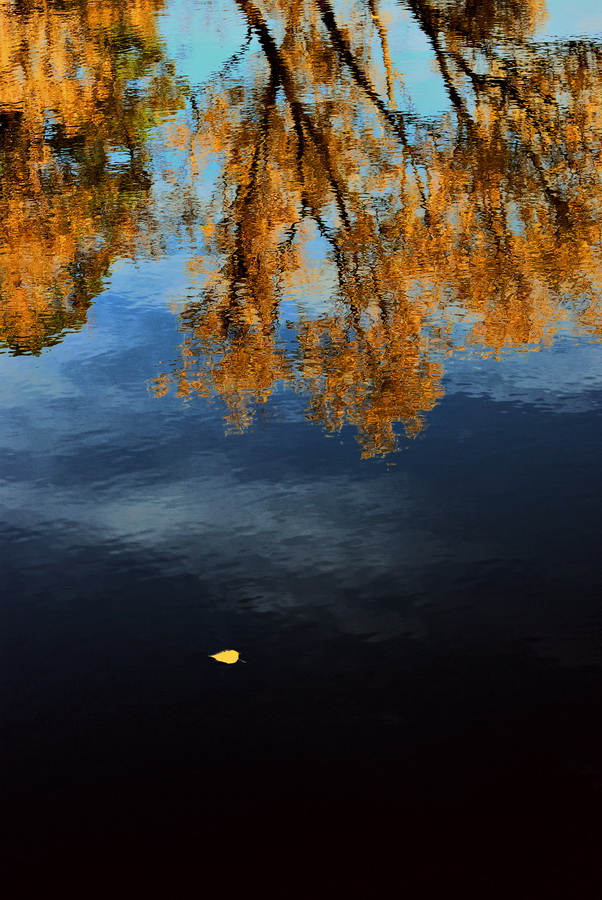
[2,1,602,455]
[0,0,184,354]
[154,0,602,455]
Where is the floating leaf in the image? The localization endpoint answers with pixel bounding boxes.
[209,649,245,664]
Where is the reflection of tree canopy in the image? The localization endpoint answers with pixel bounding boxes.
[2,0,602,455]
[0,0,185,354]
[152,0,602,456]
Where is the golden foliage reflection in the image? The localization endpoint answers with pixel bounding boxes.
[2,1,602,455]
[152,0,602,456]
[0,0,185,354]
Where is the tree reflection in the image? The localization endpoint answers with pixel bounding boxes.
[153,0,602,455]
[0,0,185,354]
[2,0,601,455]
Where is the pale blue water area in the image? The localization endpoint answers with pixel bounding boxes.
[156,0,248,86]
[536,0,602,39]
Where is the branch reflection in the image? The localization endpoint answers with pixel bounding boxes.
[154,0,602,455]
[0,0,185,354]
[1,1,601,455]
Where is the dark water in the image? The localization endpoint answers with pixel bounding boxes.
[1,0,601,895]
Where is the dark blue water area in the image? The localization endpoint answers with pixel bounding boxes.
[1,264,601,895]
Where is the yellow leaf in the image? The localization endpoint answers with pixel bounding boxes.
[209,649,244,664]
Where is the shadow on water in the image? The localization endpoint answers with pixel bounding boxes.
[2,524,601,895]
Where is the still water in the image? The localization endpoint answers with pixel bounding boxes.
[1,0,601,894]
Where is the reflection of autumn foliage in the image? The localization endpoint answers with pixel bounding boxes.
[295,307,444,457]
[2,1,602,455]
[153,0,602,455]
[0,0,184,354]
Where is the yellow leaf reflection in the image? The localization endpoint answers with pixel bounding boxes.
[209,650,245,664]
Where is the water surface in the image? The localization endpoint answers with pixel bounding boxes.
[1,0,601,894]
